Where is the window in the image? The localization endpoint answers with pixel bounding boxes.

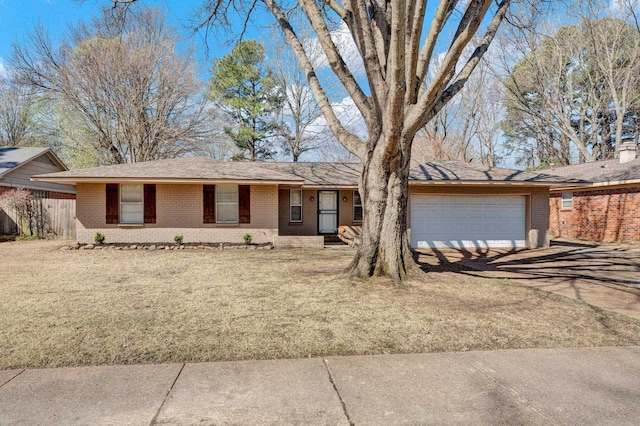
[561,192,573,210]
[216,185,238,223]
[120,184,144,224]
[290,189,303,222]
[353,191,363,222]
[32,190,49,199]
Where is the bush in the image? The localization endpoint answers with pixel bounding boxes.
[94,232,105,245]
[174,234,184,245]
[242,233,252,245]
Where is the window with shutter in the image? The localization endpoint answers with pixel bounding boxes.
[120,184,144,224]
[216,185,239,223]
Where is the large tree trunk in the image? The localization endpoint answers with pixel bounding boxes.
[346,134,422,281]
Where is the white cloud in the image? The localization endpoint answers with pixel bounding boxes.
[306,96,366,140]
[0,58,8,79]
[304,22,365,76]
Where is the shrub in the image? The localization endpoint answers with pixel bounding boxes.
[242,233,252,245]
[94,232,105,245]
[174,234,184,245]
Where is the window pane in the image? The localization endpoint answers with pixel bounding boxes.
[217,185,238,203]
[291,205,302,222]
[354,191,362,206]
[217,203,238,222]
[121,204,143,223]
[354,206,363,222]
[121,184,143,202]
[290,190,302,205]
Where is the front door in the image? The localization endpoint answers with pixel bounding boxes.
[318,191,338,234]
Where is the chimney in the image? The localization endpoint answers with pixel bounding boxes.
[619,142,637,163]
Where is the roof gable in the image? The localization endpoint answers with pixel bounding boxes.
[0,147,67,178]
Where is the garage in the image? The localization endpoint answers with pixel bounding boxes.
[410,195,526,249]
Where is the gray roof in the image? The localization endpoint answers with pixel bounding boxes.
[545,158,640,184]
[267,162,362,186]
[0,147,53,177]
[32,157,305,183]
[409,161,583,184]
[33,156,581,187]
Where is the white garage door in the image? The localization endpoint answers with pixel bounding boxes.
[411,195,526,249]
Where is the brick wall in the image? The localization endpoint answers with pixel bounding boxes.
[0,186,75,199]
[76,183,278,244]
[550,186,640,243]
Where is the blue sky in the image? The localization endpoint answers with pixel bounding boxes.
[0,0,265,79]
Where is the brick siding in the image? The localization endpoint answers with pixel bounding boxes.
[550,186,640,243]
[76,183,278,244]
[0,186,75,199]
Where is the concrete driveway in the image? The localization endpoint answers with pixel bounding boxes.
[416,240,640,320]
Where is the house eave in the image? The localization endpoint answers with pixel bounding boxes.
[549,178,640,191]
[408,180,584,187]
[31,177,305,186]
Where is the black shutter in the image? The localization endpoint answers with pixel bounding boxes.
[144,184,156,224]
[106,184,119,224]
[203,185,215,223]
[239,185,250,224]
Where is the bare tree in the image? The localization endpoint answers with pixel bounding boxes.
[272,38,328,162]
[11,6,212,165]
[0,79,39,147]
[500,0,640,165]
[113,0,513,281]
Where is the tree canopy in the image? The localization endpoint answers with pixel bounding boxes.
[11,6,212,166]
[502,15,640,166]
[208,39,284,161]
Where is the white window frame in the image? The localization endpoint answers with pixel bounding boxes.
[561,192,573,210]
[216,184,239,223]
[353,190,363,223]
[289,189,303,223]
[120,184,144,224]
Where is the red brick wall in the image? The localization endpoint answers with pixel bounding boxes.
[550,186,640,243]
[0,186,75,199]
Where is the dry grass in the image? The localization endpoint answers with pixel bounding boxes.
[1,240,639,369]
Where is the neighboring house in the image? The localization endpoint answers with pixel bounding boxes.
[33,157,579,248]
[548,142,640,243]
[0,147,76,199]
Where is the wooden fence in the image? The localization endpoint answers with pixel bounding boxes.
[0,198,76,239]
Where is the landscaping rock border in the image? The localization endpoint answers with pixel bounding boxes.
[61,242,274,251]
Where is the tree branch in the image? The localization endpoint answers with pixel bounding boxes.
[414,0,458,94]
[263,0,367,159]
[297,0,372,124]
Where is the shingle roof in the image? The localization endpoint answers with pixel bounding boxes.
[32,157,304,183]
[409,160,584,184]
[0,147,52,177]
[267,162,362,186]
[32,156,582,187]
[545,158,640,184]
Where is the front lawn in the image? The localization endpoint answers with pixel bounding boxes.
[2,240,639,369]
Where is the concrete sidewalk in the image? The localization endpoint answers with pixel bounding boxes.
[1,346,640,425]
